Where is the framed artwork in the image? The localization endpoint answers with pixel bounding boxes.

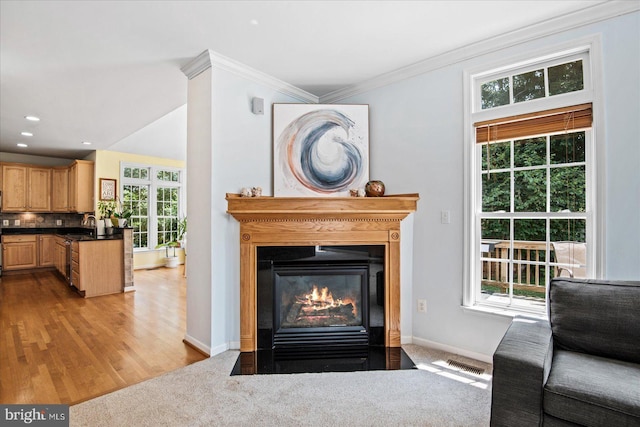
[273,103,369,197]
[99,178,117,201]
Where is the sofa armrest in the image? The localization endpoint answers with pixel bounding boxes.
[491,316,553,427]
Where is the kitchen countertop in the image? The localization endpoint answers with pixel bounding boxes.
[0,227,126,240]
[1,227,95,235]
[58,234,122,241]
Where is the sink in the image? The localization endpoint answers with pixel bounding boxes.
[64,234,95,241]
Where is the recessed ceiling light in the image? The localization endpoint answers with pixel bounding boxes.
[82,141,92,145]
[24,115,40,122]
[250,19,259,25]
[17,143,28,148]
[21,131,33,137]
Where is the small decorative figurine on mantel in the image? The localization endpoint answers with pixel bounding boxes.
[240,187,263,197]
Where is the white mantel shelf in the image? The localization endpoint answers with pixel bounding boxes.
[226,193,419,353]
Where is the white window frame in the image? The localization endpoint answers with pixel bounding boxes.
[120,162,185,252]
[463,35,605,316]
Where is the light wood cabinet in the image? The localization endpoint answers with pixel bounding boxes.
[51,167,70,212]
[27,167,51,211]
[54,236,67,277]
[38,235,56,267]
[2,235,38,270]
[69,160,94,213]
[1,160,94,213]
[71,239,123,297]
[1,164,28,211]
[2,234,60,270]
[0,165,51,212]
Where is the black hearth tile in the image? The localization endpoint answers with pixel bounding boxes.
[230,347,416,376]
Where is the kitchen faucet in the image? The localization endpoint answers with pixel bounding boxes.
[84,215,98,237]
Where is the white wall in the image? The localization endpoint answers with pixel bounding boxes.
[338,11,640,359]
[185,68,214,355]
[601,12,640,278]
[190,65,305,353]
[108,105,187,162]
[187,11,638,360]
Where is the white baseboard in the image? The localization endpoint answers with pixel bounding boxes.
[183,334,212,356]
[209,342,230,357]
[401,335,413,345]
[411,336,493,364]
[228,341,240,350]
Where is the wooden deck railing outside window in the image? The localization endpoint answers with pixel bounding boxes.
[481,240,572,299]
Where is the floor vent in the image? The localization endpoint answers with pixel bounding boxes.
[446,359,485,375]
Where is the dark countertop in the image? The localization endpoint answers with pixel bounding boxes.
[57,234,123,241]
[1,227,94,235]
[1,227,126,241]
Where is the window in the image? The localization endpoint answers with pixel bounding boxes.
[122,184,149,249]
[465,43,599,315]
[121,164,184,251]
[477,53,587,111]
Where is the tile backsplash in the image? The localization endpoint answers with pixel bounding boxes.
[0,212,85,229]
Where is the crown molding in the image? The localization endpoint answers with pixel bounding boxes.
[180,50,213,80]
[181,50,318,103]
[320,1,639,103]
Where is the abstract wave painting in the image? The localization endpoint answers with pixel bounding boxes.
[273,104,369,196]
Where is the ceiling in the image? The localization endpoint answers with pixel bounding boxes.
[0,0,609,160]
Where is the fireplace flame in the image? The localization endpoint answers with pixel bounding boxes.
[299,284,357,316]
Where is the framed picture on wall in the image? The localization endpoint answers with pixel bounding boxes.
[273,103,369,197]
[99,178,117,201]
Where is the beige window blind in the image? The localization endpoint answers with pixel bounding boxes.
[474,103,592,143]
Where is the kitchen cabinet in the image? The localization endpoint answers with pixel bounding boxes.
[28,167,51,211]
[69,160,94,213]
[71,239,123,297]
[2,234,59,270]
[0,164,52,212]
[1,164,27,211]
[38,234,56,267]
[1,160,93,213]
[2,235,38,270]
[51,167,70,212]
[54,236,67,277]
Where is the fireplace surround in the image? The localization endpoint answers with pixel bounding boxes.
[226,193,419,353]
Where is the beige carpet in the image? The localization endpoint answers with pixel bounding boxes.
[70,344,492,426]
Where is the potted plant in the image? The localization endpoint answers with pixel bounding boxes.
[114,208,132,227]
[97,201,117,228]
[156,217,187,268]
[112,198,132,227]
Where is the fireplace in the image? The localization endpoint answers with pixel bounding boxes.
[226,193,419,354]
[257,246,385,356]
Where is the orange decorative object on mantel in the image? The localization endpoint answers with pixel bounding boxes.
[365,180,385,197]
[225,193,419,352]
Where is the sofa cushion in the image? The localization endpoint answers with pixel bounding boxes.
[544,350,640,426]
[549,278,640,364]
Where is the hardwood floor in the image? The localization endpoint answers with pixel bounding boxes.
[0,267,206,405]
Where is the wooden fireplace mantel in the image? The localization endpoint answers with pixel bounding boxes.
[226,193,419,352]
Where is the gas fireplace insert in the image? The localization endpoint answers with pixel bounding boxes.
[257,245,385,356]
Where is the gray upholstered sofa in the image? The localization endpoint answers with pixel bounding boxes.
[490,278,640,426]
